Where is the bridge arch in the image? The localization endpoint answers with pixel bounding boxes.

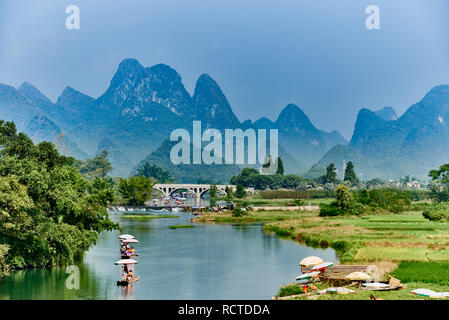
[153,184,236,199]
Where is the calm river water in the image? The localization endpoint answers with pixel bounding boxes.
[0,211,337,300]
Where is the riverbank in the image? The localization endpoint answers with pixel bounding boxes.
[193,209,449,300]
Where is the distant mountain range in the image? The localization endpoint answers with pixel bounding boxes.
[1,58,448,182]
[309,85,449,180]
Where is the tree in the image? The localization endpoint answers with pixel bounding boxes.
[235,184,246,198]
[343,161,358,184]
[428,164,449,202]
[325,163,338,184]
[225,186,234,200]
[261,155,275,175]
[0,120,118,270]
[75,150,113,179]
[209,184,218,207]
[137,163,172,183]
[209,184,218,198]
[335,184,351,211]
[118,176,155,206]
[276,157,284,175]
[0,245,8,275]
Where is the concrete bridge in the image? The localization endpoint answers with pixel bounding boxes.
[153,184,236,199]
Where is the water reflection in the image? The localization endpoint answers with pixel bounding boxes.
[0,211,338,300]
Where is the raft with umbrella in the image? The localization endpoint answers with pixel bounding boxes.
[116,233,140,286]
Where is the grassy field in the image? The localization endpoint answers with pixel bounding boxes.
[169,224,195,229]
[193,207,449,300]
[240,198,334,207]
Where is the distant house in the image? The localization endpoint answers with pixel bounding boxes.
[407,181,421,189]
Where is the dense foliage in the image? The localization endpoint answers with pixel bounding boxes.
[75,150,112,179]
[353,189,412,213]
[137,163,172,183]
[343,161,358,184]
[423,202,449,222]
[235,184,246,198]
[118,176,155,206]
[0,121,118,271]
[320,185,413,217]
[225,186,233,200]
[230,168,321,190]
[275,157,284,175]
[428,164,449,202]
[257,189,334,199]
[232,208,248,217]
[324,163,338,184]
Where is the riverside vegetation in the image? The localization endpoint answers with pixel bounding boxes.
[0,121,120,274]
[195,163,449,299]
[0,121,158,276]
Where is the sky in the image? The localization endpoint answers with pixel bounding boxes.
[1,0,448,139]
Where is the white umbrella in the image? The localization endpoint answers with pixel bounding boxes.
[122,239,139,243]
[118,234,135,240]
[299,256,323,267]
[115,259,138,265]
[345,272,371,281]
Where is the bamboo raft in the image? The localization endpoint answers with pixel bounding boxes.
[301,264,368,276]
[301,265,369,286]
[117,276,140,286]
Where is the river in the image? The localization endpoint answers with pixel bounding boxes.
[0,211,337,300]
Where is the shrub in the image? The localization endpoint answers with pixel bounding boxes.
[285,199,305,206]
[423,202,449,221]
[235,184,246,198]
[232,208,248,217]
[335,184,351,210]
[353,188,412,213]
[319,202,344,217]
[258,189,334,199]
[278,284,304,297]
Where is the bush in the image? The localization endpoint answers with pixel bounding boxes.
[258,189,334,199]
[319,202,344,217]
[232,208,248,217]
[423,203,449,221]
[353,188,412,213]
[285,199,305,206]
[278,284,304,297]
[335,184,351,210]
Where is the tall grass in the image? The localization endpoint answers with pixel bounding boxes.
[392,261,449,285]
[257,190,334,199]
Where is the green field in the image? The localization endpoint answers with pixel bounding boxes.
[194,205,449,300]
[169,225,195,229]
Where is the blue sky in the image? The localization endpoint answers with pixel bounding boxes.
[1,0,448,139]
